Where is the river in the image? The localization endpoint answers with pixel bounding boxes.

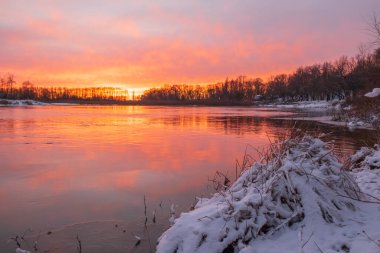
[0,105,376,252]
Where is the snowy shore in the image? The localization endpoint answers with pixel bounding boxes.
[260,100,339,110]
[262,97,379,130]
[0,99,75,106]
[0,99,48,106]
[157,135,380,253]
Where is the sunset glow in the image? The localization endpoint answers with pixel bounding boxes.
[1,0,379,89]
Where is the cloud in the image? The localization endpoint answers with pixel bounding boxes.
[0,0,379,87]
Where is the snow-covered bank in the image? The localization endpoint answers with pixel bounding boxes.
[259,97,379,130]
[0,99,48,106]
[0,99,76,106]
[350,145,380,199]
[261,100,339,110]
[157,135,380,253]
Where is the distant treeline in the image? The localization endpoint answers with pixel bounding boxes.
[0,77,129,102]
[141,50,380,105]
[1,49,379,105]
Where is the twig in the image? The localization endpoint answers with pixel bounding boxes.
[301,231,314,251]
[76,235,82,253]
[144,195,148,226]
[143,196,152,253]
[152,209,156,223]
[313,240,324,253]
[132,234,141,247]
[197,216,214,221]
[10,235,21,248]
[362,230,380,249]
[336,193,380,204]
[21,229,32,240]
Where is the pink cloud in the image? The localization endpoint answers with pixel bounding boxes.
[0,0,379,87]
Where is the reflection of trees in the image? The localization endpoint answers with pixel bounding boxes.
[214,116,267,135]
[148,114,378,154]
[149,114,327,137]
[149,115,273,136]
[0,119,15,133]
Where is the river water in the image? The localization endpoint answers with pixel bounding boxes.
[0,105,376,252]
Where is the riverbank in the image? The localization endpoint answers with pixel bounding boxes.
[0,99,76,106]
[157,133,380,253]
[0,99,48,106]
[2,97,380,132]
[259,99,339,110]
[261,93,380,130]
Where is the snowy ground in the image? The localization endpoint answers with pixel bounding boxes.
[261,100,339,110]
[261,98,378,130]
[0,99,48,106]
[0,99,75,106]
[157,135,380,253]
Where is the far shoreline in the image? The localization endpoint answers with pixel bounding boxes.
[4,98,376,131]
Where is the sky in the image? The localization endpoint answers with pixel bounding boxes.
[0,0,379,89]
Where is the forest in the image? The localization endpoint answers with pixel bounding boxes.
[140,50,379,105]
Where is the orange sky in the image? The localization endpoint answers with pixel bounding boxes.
[0,0,379,89]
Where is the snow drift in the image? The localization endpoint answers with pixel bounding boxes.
[157,135,380,253]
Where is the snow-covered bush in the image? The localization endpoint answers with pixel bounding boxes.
[157,135,380,253]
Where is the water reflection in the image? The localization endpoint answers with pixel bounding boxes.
[0,106,376,252]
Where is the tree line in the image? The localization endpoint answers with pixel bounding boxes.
[0,76,129,102]
[1,48,378,105]
[1,50,378,105]
[141,50,379,105]
[1,15,379,105]
[143,15,380,105]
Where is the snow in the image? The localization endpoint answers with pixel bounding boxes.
[262,100,338,110]
[0,99,47,106]
[347,121,364,127]
[350,145,380,200]
[15,248,30,253]
[0,99,77,106]
[157,136,380,253]
[346,116,378,130]
[169,204,176,225]
[364,88,380,98]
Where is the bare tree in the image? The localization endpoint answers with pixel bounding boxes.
[6,74,15,97]
[0,76,5,96]
[22,80,34,99]
[369,14,380,46]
